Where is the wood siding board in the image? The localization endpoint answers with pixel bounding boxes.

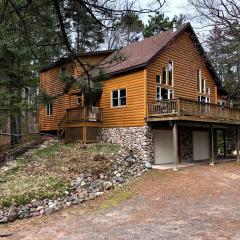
[147,32,218,105]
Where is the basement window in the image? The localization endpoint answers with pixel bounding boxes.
[112,89,126,107]
[46,102,53,116]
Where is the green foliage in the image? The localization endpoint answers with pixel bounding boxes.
[143,13,186,38]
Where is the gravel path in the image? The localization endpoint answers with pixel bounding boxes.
[1,161,240,240]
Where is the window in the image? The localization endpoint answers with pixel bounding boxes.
[197,69,201,92]
[162,68,167,84]
[206,86,210,95]
[76,97,82,105]
[156,87,174,101]
[168,89,173,99]
[198,96,210,103]
[201,79,206,94]
[60,67,66,77]
[168,61,173,86]
[46,102,53,116]
[156,75,161,84]
[112,89,126,107]
[218,100,226,106]
[156,86,161,101]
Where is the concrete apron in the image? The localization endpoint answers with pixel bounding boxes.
[152,158,237,170]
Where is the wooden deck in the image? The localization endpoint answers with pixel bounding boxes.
[60,107,103,143]
[147,98,240,124]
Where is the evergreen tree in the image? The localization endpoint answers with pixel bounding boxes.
[143,13,186,38]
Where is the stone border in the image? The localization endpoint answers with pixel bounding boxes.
[0,146,152,224]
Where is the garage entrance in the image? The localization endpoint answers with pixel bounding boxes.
[154,130,173,164]
[193,131,209,161]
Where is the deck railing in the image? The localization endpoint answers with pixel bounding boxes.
[148,98,240,122]
[65,107,103,122]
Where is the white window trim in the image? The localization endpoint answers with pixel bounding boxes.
[197,69,201,93]
[111,89,127,107]
[168,60,174,86]
[162,67,168,85]
[156,86,174,101]
[46,102,53,116]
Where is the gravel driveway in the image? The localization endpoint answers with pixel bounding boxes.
[1,161,240,240]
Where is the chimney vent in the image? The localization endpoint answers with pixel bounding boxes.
[173,21,177,33]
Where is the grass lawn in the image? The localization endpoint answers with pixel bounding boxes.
[0,142,119,207]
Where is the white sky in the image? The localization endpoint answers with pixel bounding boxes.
[140,0,193,25]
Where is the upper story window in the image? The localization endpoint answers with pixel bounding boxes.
[168,61,173,86]
[198,96,210,103]
[197,69,201,92]
[156,87,174,101]
[156,75,161,84]
[112,89,126,107]
[201,78,206,94]
[162,68,167,85]
[46,102,53,116]
[60,67,66,77]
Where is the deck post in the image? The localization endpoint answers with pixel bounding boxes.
[237,126,240,162]
[209,126,215,166]
[223,129,227,158]
[173,121,179,171]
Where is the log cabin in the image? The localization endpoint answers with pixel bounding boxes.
[39,22,240,167]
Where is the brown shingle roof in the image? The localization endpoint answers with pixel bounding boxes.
[97,22,221,86]
[99,23,190,76]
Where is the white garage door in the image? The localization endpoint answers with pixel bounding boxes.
[154,130,173,164]
[193,131,209,161]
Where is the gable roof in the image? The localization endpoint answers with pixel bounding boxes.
[40,50,114,73]
[97,23,221,86]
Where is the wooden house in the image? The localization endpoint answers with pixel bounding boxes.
[39,23,240,167]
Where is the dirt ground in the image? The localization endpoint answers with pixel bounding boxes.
[1,161,240,240]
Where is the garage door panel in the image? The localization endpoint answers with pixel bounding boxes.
[193,131,209,161]
[154,130,173,164]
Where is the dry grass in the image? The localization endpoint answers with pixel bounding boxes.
[0,142,119,207]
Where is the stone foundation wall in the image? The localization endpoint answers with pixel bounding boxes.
[101,126,153,163]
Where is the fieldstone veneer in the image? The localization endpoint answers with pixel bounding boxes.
[101,126,154,163]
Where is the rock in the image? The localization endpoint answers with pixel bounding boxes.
[116,176,124,184]
[32,212,40,217]
[45,207,56,215]
[0,217,8,224]
[36,206,44,211]
[66,202,71,207]
[95,192,104,197]
[89,193,96,200]
[77,191,85,199]
[144,162,152,169]
[40,209,45,215]
[103,181,113,190]
[7,214,18,222]
[80,181,86,187]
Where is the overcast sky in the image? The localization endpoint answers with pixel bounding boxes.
[140,0,192,24]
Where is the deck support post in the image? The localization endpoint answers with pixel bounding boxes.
[173,121,179,171]
[237,126,240,162]
[209,126,215,166]
[223,129,227,158]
